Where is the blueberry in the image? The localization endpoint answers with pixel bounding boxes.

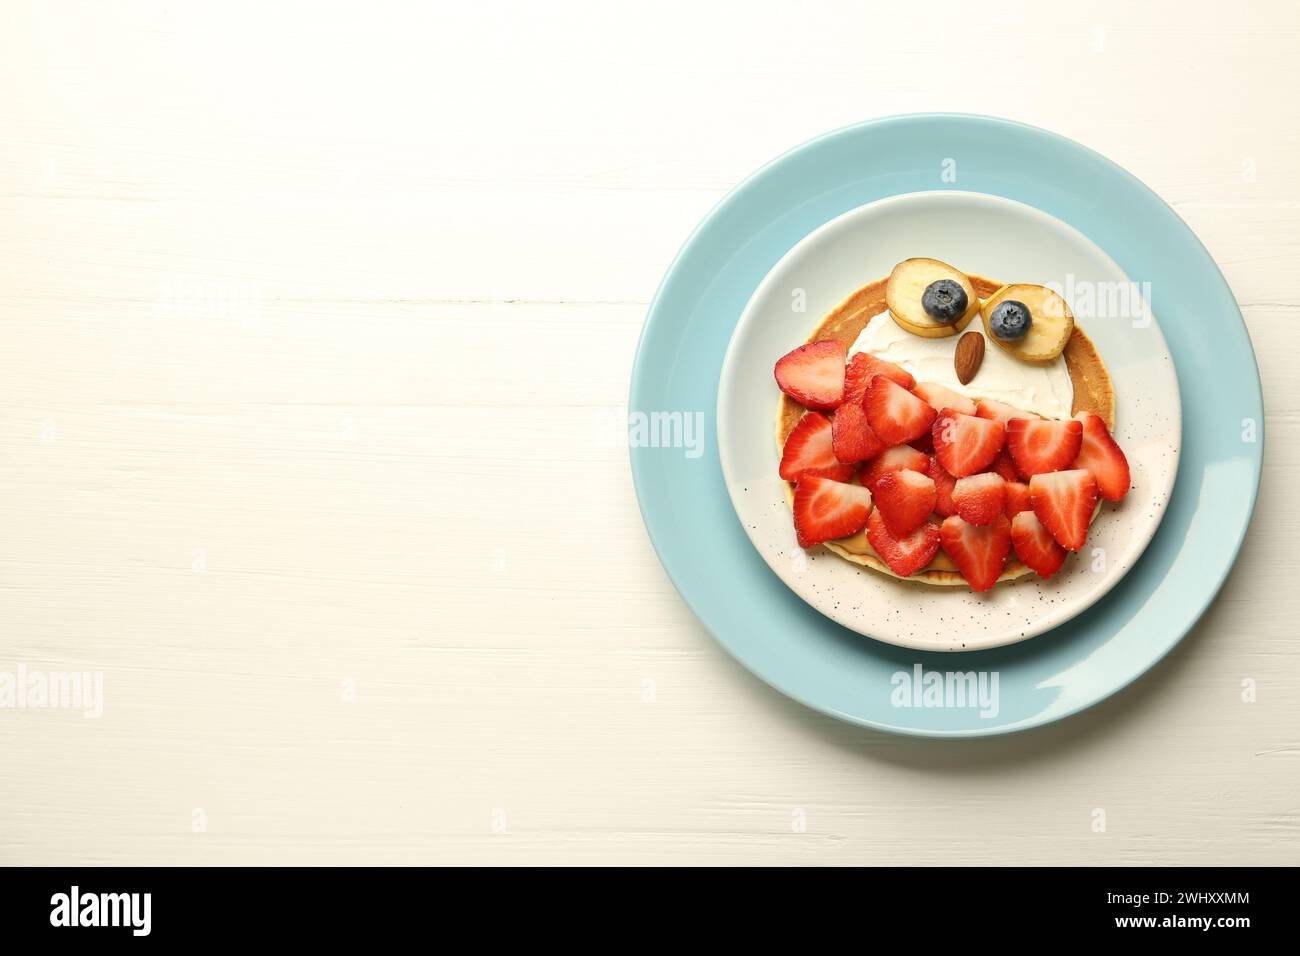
[989,300,1032,341]
[921,279,968,323]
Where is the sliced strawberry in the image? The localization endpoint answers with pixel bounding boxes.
[774,339,846,410]
[1005,417,1083,479]
[1004,480,1032,517]
[792,476,874,547]
[975,398,1040,425]
[929,455,958,517]
[952,473,1006,527]
[1011,510,1068,579]
[864,377,937,445]
[866,509,940,577]
[940,515,1011,592]
[931,410,1005,478]
[830,398,884,464]
[912,382,978,417]
[989,448,1019,483]
[844,351,914,402]
[1072,412,1130,501]
[780,412,857,483]
[861,445,930,491]
[873,468,937,537]
[1029,469,1098,551]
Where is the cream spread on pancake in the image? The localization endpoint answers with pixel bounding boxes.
[850,310,1074,419]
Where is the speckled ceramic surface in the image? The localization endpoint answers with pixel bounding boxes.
[717,191,1180,652]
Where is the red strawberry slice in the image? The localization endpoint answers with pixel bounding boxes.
[873,468,937,537]
[792,476,874,548]
[830,398,884,464]
[866,509,940,577]
[861,445,930,491]
[1072,412,1130,501]
[1006,417,1083,479]
[780,412,857,483]
[844,351,914,401]
[939,514,1012,592]
[989,448,1019,482]
[952,472,1006,527]
[1011,510,1068,579]
[931,410,1006,478]
[929,455,958,517]
[1004,480,1032,517]
[864,377,937,445]
[975,398,1040,425]
[912,382,977,417]
[774,339,846,410]
[1029,468,1098,551]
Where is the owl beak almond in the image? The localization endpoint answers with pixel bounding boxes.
[955,330,985,384]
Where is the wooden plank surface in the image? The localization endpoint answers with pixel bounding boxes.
[0,0,1296,865]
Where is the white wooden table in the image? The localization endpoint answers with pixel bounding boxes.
[1,0,1296,866]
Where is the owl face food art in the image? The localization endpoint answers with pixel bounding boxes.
[773,258,1130,592]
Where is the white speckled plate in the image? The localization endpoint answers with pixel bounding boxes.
[717,191,1181,652]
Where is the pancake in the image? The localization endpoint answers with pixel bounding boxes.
[776,274,1115,587]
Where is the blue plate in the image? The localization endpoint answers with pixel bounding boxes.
[629,114,1263,737]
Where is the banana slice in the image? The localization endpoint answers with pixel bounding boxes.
[979,284,1074,361]
[885,258,980,338]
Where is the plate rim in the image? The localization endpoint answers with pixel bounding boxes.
[716,188,1183,651]
[629,112,1264,737]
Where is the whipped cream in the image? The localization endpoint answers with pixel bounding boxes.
[849,311,1073,419]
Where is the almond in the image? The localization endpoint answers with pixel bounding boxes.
[954,331,984,385]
